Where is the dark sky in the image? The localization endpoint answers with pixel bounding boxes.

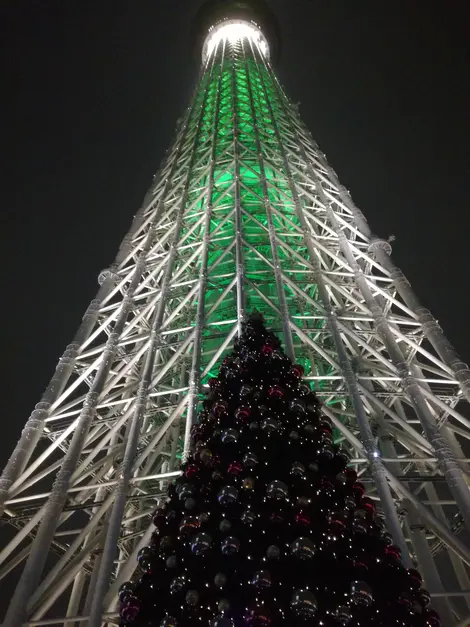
[1,0,469,460]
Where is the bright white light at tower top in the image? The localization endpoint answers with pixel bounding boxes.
[202,19,270,63]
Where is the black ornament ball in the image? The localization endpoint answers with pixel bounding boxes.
[350,580,373,606]
[218,486,239,506]
[261,417,280,434]
[185,589,199,606]
[184,497,196,510]
[219,519,232,533]
[290,589,318,618]
[241,509,257,525]
[318,442,335,461]
[179,516,200,536]
[177,483,194,500]
[290,462,306,476]
[290,537,316,560]
[240,384,253,397]
[221,428,239,444]
[335,605,353,625]
[244,604,273,627]
[419,589,432,607]
[352,518,369,534]
[200,448,213,466]
[166,555,178,569]
[252,570,272,589]
[266,480,289,500]
[191,532,212,555]
[120,597,140,622]
[221,536,240,555]
[290,398,306,414]
[243,452,258,467]
[266,545,281,559]
[118,581,134,603]
[214,572,227,588]
[137,547,153,572]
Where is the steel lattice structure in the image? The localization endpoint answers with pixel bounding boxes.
[2,6,470,626]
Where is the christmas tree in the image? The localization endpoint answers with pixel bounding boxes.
[119,314,440,627]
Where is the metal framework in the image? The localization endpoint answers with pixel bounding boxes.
[2,18,470,627]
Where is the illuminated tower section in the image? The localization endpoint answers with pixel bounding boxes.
[2,1,470,625]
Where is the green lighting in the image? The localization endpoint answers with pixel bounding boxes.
[174,48,350,451]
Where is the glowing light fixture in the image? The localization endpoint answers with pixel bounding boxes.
[203,19,270,62]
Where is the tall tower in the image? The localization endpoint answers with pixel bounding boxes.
[2,1,470,625]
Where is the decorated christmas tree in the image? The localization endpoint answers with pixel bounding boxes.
[119,314,440,627]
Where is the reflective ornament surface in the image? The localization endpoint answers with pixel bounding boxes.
[252,570,272,589]
[218,486,239,506]
[221,428,239,444]
[261,417,280,433]
[290,589,318,618]
[335,605,353,625]
[290,537,316,560]
[221,535,240,555]
[350,580,373,606]
[191,532,212,555]
[266,480,289,500]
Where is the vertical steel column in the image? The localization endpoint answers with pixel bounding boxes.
[231,40,246,331]
[240,39,295,360]
[5,260,150,626]
[0,258,126,513]
[377,421,457,622]
[183,39,225,460]
[326,202,470,532]
[316,157,470,405]
[86,52,219,627]
[3,67,210,627]
[405,504,456,625]
[0,97,198,515]
[256,49,411,564]
[270,90,470,535]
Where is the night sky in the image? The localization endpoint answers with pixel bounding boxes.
[1,0,470,465]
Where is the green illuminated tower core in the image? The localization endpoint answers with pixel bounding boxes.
[2,2,470,625]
